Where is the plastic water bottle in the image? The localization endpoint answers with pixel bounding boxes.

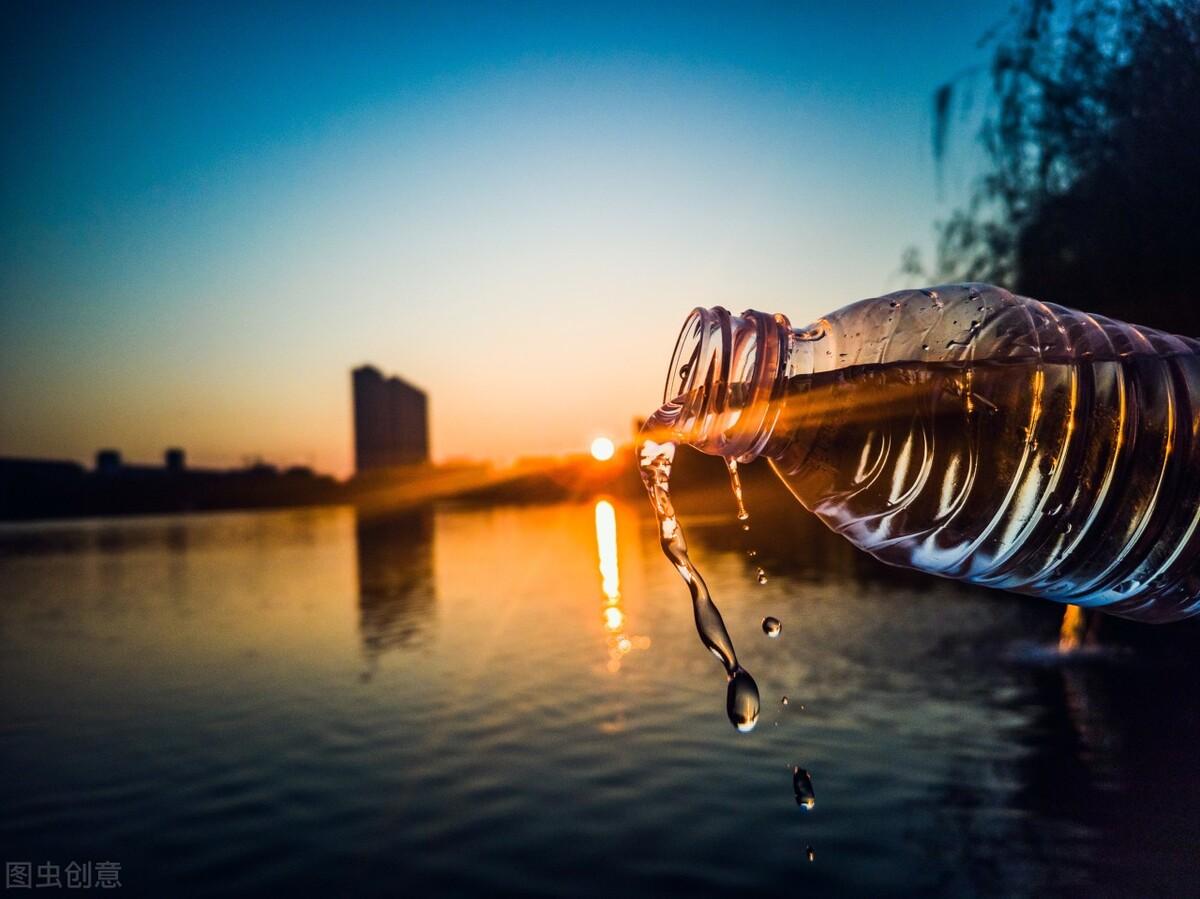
[660,283,1200,622]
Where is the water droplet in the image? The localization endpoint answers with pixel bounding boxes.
[727,668,760,733]
[806,846,815,863]
[747,549,757,558]
[741,523,751,532]
[922,344,931,352]
[781,695,789,705]
[792,766,816,810]
[756,568,769,585]
[762,616,781,637]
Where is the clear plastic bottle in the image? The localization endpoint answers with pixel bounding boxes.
[662,283,1200,622]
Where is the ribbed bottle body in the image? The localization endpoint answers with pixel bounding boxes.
[765,284,1200,621]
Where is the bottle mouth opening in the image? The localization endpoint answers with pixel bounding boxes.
[664,307,729,406]
[662,306,789,459]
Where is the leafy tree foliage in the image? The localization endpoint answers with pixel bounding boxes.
[912,0,1200,334]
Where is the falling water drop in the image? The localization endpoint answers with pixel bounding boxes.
[781,695,789,705]
[756,568,769,585]
[726,668,761,733]
[762,616,782,637]
[806,846,815,863]
[793,766,816,810]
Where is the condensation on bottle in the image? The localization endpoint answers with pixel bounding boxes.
[660,283,1200,622]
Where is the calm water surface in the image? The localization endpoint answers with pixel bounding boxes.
[2,498,1198,897]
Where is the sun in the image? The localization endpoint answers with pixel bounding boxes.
[590,436,616,462]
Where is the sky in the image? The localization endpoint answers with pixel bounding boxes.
[0,0,1013,476]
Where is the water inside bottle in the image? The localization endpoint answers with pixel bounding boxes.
[765,354,1200,608]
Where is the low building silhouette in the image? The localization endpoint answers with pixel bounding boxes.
[0,458,87,518]
[0,448,341,520]
[96,449,122,475]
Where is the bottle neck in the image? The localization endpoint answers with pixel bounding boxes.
[664,306,810,461]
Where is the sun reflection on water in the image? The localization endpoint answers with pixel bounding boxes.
[594,500,650,672]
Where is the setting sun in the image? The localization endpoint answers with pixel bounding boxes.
[590,437,615,462]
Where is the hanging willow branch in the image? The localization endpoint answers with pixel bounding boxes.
[911,0,1200,333]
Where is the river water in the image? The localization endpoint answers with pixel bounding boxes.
[2,498,1197,896]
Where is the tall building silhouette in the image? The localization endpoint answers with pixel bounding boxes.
[352,365,429,472]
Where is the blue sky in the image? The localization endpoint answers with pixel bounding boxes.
[0,0,1013,473]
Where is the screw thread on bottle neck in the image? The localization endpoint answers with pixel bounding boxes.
[663,306,793,460]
